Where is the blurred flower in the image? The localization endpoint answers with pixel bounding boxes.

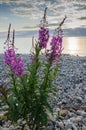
[46,35,63,62]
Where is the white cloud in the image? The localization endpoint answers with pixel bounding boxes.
[0,0,86,29]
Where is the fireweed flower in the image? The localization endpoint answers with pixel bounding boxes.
[50,35,63,62]
[11,57,24,76]
[46,34,63,62]
[38,27,49,48]
[38,7,49,48]
[4,24,25,76]
[46,16,67,62]
[4,49,24,76]
[4,48,16,66]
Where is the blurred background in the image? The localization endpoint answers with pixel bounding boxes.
[0,0,86,56]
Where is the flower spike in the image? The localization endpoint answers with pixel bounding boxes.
[38,8,49,48]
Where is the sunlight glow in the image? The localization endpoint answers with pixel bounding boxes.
[68,37,79,54]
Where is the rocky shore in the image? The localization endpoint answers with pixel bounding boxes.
[0,54,86,130]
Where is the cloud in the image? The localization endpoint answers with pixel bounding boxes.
[1,27,86,38]
[0,0,86,29]
[0,16,8,20]
[0,0,8,4]
[78,17,86,20]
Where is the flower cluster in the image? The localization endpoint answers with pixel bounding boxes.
[38,8,49,48]
[11,56,24,76]
[4,25,24,76]
[38,27,49,48]
[4,48,16,66]
[4,49,24,76]
[46,35,63,62]
[38,8,66,63]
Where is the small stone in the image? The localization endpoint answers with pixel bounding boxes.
[75,96,82,103]
[83,62,86,67]
[46,125,55,130]
[47,121,55,130]
[65,123,78,130]
[2,128,9,130]
[70,116,83,123]
[60,109,68,117]
[56,121,64,129]
[73,105,81,111]
[67,111,75,118]
[81,106,86,111]
[82,125,86,130]
[76,110,86,116]
[0,126,2,130]
[82,118,86,125]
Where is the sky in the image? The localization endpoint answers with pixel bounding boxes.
[0,0,86,36]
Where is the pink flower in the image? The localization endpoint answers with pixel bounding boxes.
[4,24,25,77]
[38,27,49,48]
[11,57,24,76]
[38,8,49,48]
[4,49,24,76]
[4,48,16,65]
[46,35,63,62]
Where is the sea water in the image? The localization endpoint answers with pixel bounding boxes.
[0,36,86,56]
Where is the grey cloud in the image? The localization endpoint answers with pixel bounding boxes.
[76,6,86,11]
[23,20,66,30]
[78,17,86,20]
[23,25,38,29]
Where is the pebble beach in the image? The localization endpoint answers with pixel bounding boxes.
[0,54,86,130]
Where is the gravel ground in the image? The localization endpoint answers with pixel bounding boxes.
[0,54,86,130]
